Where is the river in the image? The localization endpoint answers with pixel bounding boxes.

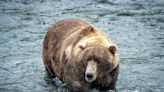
[0,0,164,92]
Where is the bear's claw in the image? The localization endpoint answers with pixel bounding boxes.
[53,77,66,87]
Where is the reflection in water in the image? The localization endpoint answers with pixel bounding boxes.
[0,0,164,92]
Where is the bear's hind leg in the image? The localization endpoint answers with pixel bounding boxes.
[43,58,56,77]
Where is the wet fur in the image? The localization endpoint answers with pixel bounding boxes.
[43,19,119,92]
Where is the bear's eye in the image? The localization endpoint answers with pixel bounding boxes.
[95,60,100,64]
[104,64,110,70]
[101,61,111,69]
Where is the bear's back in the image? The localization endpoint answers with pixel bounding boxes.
[44,19,89,53]
[43,19,93,77]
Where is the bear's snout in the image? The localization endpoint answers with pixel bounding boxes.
[85,60,97,83]
[86,73,93,81]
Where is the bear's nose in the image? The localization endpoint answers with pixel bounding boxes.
[86,73,93,80]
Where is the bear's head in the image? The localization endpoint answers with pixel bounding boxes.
[64,26,118,83]
[80,45,118,83]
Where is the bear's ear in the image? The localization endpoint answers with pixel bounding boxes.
[80,26,94,36]
[109,45,117,55]
[79,45,85,50]
[78,42,88,50]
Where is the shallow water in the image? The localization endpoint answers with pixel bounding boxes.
[0,0,164,92]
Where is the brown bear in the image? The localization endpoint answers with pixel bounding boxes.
[42,19,119,92]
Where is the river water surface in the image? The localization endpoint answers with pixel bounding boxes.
[0,0,164,92]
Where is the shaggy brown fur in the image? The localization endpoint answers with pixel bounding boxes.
[42,19,119,92]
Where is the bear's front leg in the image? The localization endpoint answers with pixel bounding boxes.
[109,65,119,90]
[64,63,89,92]
[66,81,89,92]
[99,65,119,92]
